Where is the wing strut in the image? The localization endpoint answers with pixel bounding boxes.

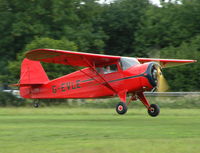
[64,56,117,94]
[82,57,117,94]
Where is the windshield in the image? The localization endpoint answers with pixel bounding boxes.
[120,57,140,70]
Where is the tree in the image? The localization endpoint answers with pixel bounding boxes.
[160,35,200,91]
[135,0,200,55]
[7,37,78,83]
[99,0,150,56]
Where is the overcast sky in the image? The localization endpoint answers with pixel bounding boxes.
[98,0,161,5]
[149,0,160,5]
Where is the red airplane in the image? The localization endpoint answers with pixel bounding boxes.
[17,49,196,117]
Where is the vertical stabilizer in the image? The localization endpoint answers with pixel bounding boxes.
[20,58,49,85]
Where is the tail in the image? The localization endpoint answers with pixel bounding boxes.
[20,58,49,85]
[18,58,49,98]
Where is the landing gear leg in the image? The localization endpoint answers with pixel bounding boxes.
[33,99,40,108]
[137,92,160,117]
[127,93,138,105]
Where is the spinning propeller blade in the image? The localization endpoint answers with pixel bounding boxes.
[156,67,169,92]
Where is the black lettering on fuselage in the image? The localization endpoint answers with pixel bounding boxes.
[71,82,76,89]
[66,82,70,90]
[51,80,81,93]
[76,80,81,88]
[52,85,57,93]
[61,83,66,92]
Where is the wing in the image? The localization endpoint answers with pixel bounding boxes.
[26,49,118,93]
[26,49,196,68]
[26,49,120,67]
[137,58,196,68]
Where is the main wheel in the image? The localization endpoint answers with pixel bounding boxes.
[148,104,160,117]
[116,102,128,115]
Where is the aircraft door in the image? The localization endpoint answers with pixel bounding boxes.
[102,63,124,91]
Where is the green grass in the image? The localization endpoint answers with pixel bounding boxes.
[0,108,200,153]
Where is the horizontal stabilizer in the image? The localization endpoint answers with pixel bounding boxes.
[10,83,44,87]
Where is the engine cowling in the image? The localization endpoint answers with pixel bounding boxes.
[138,62,161,91]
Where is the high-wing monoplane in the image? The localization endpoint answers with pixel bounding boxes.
[16,49,196,117]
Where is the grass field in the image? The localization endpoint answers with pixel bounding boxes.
[0,108,200,153]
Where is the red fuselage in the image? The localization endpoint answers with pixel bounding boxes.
[20,61,157,99]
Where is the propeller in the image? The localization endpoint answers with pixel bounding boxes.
[156,67,169,92]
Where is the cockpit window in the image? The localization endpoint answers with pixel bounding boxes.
[104,64,117,74]
[96,67,104,74]
[96,64,118,74]
[120,57,140,70]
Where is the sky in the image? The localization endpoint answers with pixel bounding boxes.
[98,0,161,5]
[149,0,161,5]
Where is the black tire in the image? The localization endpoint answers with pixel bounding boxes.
[148,104,160,117]
[116,102,128,115]
[34,103,39,108]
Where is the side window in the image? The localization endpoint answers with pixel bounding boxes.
[96,64,118,74]
[104,64,117,74]
[96,67,104,74]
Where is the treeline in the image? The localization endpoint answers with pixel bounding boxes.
[0,0,200,91]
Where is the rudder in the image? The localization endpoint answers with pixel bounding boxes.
[19,58,49,98]
[20,58,49,85]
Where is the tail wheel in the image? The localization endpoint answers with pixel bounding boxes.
[34,103,39,108]
[148,104,160,117]
[116,102,128,115]
[33,101,39,108]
